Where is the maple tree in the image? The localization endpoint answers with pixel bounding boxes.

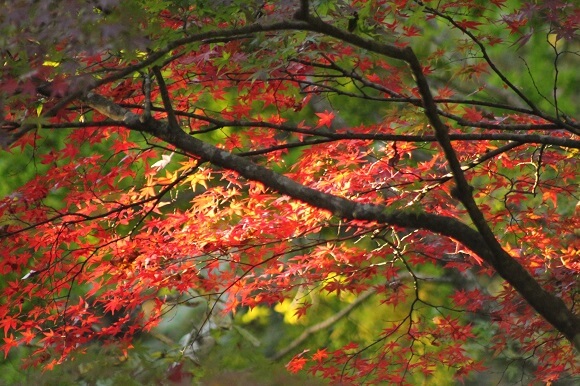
[1,0,579,384]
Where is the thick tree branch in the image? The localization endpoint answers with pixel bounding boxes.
[276,14,580,348]
[295,0,309,20]
[82,92,580,350]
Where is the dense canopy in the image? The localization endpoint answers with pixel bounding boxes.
[1,0,579,384]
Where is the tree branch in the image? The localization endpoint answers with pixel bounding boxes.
[294,0,309,20]
[270,288,375,361]
[81,91,580,349]
[152,66,180,130]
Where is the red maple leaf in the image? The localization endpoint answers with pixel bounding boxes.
[2,335,19,358]
[315,111,335,128]
[286,356,308,373]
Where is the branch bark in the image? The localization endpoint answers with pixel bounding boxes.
[82,91,580,350]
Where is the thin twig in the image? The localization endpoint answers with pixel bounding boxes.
[270,288,375,361]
